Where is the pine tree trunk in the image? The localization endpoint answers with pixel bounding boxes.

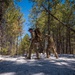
[68,27,71,54]
[56,27,60,54]
[0,1,3,53]
[47,0,50,48]
[66,28,68,54]
[66,26,71,54]
[61,26,65,54]
[16,36,18,55]
[48,0,50,35]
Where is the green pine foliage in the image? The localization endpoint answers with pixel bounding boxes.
[0,0,25,55]
[18,34,30,55]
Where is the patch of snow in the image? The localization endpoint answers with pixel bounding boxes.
[0,54,75,75]
[0,72,16,75]
[33,73,45,75]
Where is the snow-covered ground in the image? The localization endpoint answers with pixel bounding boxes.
[0,54,75,75]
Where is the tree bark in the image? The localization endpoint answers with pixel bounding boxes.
[0,0,3,53]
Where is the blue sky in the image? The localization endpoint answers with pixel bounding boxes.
[16,0,32,37]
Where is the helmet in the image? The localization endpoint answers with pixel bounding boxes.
[28,28,33,31]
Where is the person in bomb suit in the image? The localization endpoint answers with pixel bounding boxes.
[27,28,40,59]
[45,34,58,58]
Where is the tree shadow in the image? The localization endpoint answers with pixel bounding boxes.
[0,57,75,75]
